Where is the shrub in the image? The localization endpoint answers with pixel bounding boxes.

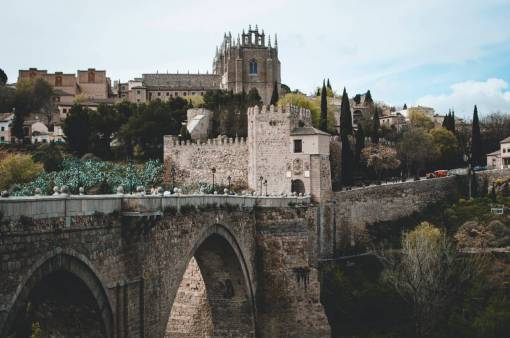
[0,154,43,191]
[32,143,64,172]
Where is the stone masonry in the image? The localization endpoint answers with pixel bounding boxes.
[0,194,329,338]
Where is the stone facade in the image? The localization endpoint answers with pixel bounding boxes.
[0,195,329,338]
[164,136,249,189]
[164,105,332,201]
[122,26,280,105]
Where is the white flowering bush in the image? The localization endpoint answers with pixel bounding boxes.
[12,158,163,196]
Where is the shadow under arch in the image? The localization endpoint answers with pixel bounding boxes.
[166,223,256,337]
[1,248,114,338]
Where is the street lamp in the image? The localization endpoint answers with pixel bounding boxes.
[227,175,232,193]
[170,166,176,191]
[128,158,134,194]
[259,176,264,195]
[263,179,268,196]
[464,153,472,199]
[211,167,216,192]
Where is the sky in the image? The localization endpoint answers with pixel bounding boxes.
[2,0,510,118]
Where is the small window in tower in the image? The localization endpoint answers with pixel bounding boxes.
[55,76,62,87]
[294,139,303,153]
[158,92,161,96]
[175,92,178,96]
[249,59,257,75]
[88,70,95,83]
[166,92,169,96]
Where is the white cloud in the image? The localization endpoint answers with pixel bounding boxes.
[416,78,510,118]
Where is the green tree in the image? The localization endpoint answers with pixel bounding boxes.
[409,109,434,130]
[270,81,279,106]
[371,106,380,144]
[340,87,353,136]
[246,88,262,107]
[398,128,438,177]
[0,154,43,190]
[32,143,63,172]
[361,144,400,179]
[320,80,328,131]
[471,105,484,166]
[326,78,332,90]
[403,103,408,110]
[63,104,91,156]
[430,127,460,168]
[0,68,7,86]
[341,134,354,185]
[355,124,365,166]
[89,104,122,157]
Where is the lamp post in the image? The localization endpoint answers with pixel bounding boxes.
[227,175,232,193]
[212,167,216,192]
[259,176,264,195]
[171,166,176,191]
[77,159,81,194]
[263,179,267,196]
[464,154,472,199]
[128,158,134,194]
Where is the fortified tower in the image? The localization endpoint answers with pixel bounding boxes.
[248,105,332,201]
[213,25,281,105]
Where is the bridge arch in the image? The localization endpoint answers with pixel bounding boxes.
[1,248,114,338]
[166,223,256,337]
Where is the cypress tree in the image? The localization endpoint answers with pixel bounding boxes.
[442,110,450,129]
[327,78,332,90]
[371,106,380,144]
[355,123,365,165]
[270,81,279,106]
[340,87,353,136]
[319,80,328,132]
[403,103,408,110]
[471,105,483,166]
[341,133,354,186]
[450,109,456,133]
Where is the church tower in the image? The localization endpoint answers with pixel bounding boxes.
[213,25,281,104]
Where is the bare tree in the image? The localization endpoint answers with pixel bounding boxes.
[378,222,485,338]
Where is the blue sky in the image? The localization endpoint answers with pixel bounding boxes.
[2,0,510,118]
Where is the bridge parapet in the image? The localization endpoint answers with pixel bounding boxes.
[0,194,311,221]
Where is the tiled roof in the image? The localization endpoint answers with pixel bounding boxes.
[290,127,330,136]
[142,73,221,90]
[500,136,510,143]
[0,113,14,122]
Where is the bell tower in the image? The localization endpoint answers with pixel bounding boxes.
[213,25,281,104]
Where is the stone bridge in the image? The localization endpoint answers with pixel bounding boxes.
[1,170,507,337]
[0,194,330,338]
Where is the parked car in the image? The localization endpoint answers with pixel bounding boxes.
[434,170,448,177]
[426,172,435,179]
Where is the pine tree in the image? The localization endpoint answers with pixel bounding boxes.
[340,87,353,136]
[319,80,328,132]
[270,81,279,106]
[327,79,332,90]
[371,106,380,144]
[442,110,450,129]
[471,105,483,166]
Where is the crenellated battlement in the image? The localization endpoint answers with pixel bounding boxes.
[164,135,247,148]
[248,104,311,120]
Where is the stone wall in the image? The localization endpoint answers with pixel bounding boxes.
[163,136,249,189]
[474,168,510,195]
[0,195,328,338]
[326,176,462,254]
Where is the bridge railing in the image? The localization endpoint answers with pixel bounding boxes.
[0,194,311,221]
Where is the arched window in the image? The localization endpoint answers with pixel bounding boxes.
[291,179,306,195]
[249,59,257,75]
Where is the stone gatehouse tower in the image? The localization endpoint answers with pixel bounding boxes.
[213,25,281,104]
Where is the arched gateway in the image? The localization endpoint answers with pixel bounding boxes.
[1,250,114,338]
[166,224,256,337]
